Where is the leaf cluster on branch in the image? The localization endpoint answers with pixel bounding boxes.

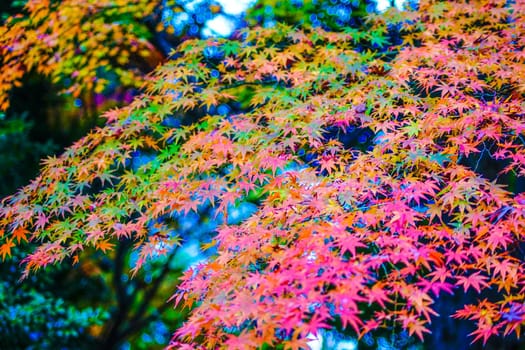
[1,0,525,348]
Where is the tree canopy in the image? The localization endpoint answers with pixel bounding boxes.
[1,0,525,349]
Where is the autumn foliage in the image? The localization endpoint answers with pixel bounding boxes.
[1,0,525,348]
[0,0,172,110]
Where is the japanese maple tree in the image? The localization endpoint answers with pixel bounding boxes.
[1,0,525,349]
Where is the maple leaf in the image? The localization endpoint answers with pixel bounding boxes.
[97,240,115,253]
[12,226,28,243]
[318,154,338,174]
[336,234,366,257]
[366,283,391,308]
[456,272,490,293]
[399,312,431,341]
[0,239,15,260]
[470,323,501,345]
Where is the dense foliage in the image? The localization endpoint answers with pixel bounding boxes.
[0,0,232,111]
[0,1,245,348]
[1,0,525,349]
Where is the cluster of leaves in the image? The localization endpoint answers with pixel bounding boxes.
[0,0,154,110]
[1,0,525,349]
[0,0,232,111]
[0,1,251,348]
